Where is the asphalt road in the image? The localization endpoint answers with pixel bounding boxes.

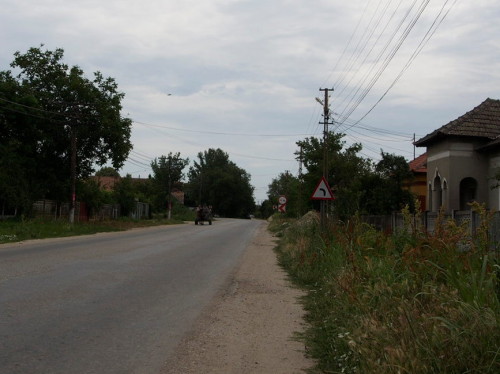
[0,218,262,374]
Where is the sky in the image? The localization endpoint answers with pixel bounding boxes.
[1,0,499,202]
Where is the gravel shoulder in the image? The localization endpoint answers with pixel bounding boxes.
[160,221,313,374]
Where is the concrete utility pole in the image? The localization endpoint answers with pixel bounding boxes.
[318,88,334,229]
[298,145,303,217]
[69,125,77,224]
[167,171,172,220]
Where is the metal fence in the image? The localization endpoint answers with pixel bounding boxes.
[362,210,500,248]
[130,202,150,219]
[1,199,150,221]
[31,200,122,221]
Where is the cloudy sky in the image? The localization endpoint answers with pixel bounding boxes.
[2,0,499,201]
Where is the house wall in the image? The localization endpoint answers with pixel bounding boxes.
[407,172,427,211]
[426,140,451,211]
[488,152,500,211]
[426,138,489,212]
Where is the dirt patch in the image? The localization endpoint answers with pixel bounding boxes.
[160,221,313,374]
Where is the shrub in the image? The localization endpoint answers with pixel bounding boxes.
[274,208,499,373]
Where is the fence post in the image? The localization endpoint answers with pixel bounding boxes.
[470,209,475,236]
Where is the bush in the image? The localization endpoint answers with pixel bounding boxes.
[274,208,499,373]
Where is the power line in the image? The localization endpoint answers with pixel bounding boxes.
[133,120,311,138]
[322,0,375,88]
[337,0,432,126]
[0,97,63,117]
[349,0,459,126]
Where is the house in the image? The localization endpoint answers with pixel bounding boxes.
[90,175,185,204]
[414,98,500,212]
[407,153,427,211]
[93,176,120,191]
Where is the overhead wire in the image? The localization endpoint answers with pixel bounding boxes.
[335,0,409,111]
[336,0,432,127]
[335,0,402,103]
[347,0,459,127]
[326,0,459,137]
[313,0,461,164]
[0,96,66,118]
[133,120,311,138]
[323,0,374,88]
[334,0,384,92]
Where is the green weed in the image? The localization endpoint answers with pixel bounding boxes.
[274,208,499,373]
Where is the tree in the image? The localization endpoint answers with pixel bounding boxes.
[187,148,255,218]
[113,175,136,216]
[296,132,372,219]
[370,151,415,213]
[95,167,120,177]
[150,153,189,214]
[76,178,110,217]
[267,171,300,217]
[0,45,132,217]
[0,70,47,214]
[255,199,274,219]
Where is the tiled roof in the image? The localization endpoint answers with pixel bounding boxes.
[409,153,427,173]
[415,98,500,147]
[476,135,500,152]
[93,176,120,191]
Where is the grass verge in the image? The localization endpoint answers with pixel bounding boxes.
[0,216,186,244]
[270,208,499,374]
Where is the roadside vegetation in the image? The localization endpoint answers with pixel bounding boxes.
[0,204,195,244]
[1,46,256,222]
[270,205,499,374]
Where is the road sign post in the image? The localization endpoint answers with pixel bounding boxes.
[278,195,287,213]
[310,177,334,230]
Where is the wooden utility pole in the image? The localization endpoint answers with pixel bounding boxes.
[319,88,334,229]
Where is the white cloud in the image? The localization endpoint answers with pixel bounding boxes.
[1,0,499,200]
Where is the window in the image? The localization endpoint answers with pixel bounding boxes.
[459,177,477,210]
[432,175,442,211]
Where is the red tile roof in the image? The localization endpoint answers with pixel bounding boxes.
[409,153,427,173]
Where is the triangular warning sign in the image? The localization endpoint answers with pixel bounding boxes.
[311,177,334,200]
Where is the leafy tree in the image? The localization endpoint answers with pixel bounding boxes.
[255,199,275,219]
[267,171,300,217]
[0,45,132,215]
[76,178,110,217]
[0,71,46,213]
[187,148,255,218]
[150,153,189,213]
[95,167,120,177]
[113,175,136,216]
[370,151,414,213]
[296,132,371,219]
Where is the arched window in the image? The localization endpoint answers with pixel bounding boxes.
[460,177,477,210]
[442,179,448,210]
[428,183,432,211]
[432,175,442,211]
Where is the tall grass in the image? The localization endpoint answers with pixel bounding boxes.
[0,213,190,244]
[271,206,499,374]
